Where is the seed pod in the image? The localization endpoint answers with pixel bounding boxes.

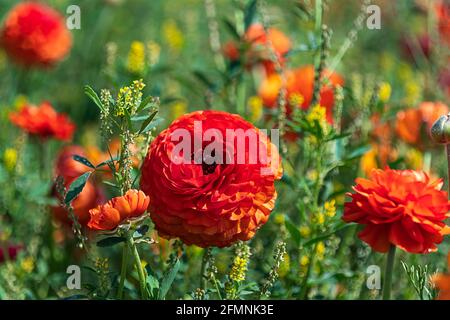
[431,114,450,144]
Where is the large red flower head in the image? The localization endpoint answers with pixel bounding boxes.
[223,23,292,74]
[343,168,450,254]
[1,2,72,67]
[258,65,344,123]
[88,189,150,231]
[140,110,282,248]
[52,146,103,226]
[10,102,75,141]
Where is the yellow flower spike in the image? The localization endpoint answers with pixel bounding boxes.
[324,200,336,218]
[315,212,325,225]
[3,148,18,172]
[229,256,248,282]
[378,82,391,103]
[300,255,310,267]
[247,96,263,122]
[21,257,35,273]
[299,226,311,238]
[127,41,146,74]
[316,241,326,260]
[147,41,161,66]
[163,20,184,53]
[288,93,304,108]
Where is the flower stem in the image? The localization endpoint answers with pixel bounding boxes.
[200,248,210,290]
[127,236,147,299]
[446,144,450,194]
[117,242,129,299]
[382,245,396,300]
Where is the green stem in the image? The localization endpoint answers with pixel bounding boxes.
[382,245,396,300]
[117,243,129,299]
[299,243,317,300]
[200,248,210,290]
[127,236,147,299]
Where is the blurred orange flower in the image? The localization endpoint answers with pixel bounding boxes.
[10,102,75,141]
[435,1,450,45]
[432,252,450,300]
[258,65,344,123]
[343,168,450,254]
[52,146,103,226]
[0,2,72,67]
[223,23,291,74]
[396,101,449,146]
[88,189,150,231]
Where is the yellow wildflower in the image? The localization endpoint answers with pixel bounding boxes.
[230,256,248,282]
[171,101,187,120]
[300,255,310,267]
[289,93,304,108]
[163,20,184,53]
[378,82,391,103]
[314,212,325,225]
[299,226,311,238]
[273,214,285,225]
[324,200,336,218]
[127,41,146,74]
[3,148,18,172]
[316,241,326,260]
[147,41,161,66]
[21,257,35,273]
[247,96,263,122]
[278,253,291,278]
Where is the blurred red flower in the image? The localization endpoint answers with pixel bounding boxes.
[0,2,72,67]
[140,110,282,247]
[395,101,449,147]
[343,168,450,254]
[432,252,450,300]
[258,65,344,123]
[435,1,450,45]
[223,23,291,74]
[52,146,103,226]
[0,244,22,264]
[10,102,75,141]
[88,189,150,231]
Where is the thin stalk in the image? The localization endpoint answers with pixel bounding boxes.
[117,243,129,299]
[299,242,317,300]
[200,248,210,290]
[382,245,396,300]
[127,236,147,299]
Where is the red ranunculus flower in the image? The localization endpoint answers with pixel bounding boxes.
[343,168,450,254]
[140,110,282,248]
[0,2,72,67]
[88,189,150,231]
[52,146,104,226]
[10,102,75,141]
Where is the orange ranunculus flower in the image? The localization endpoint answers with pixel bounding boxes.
[1,2,72,67]
[52,146,104,226]
[396,101,449,146]
[343,168,450,254]
[223,23,291,74]
[140,110,282,248]
[88,189,150,231]
[10,102,75,141]
[432,252,450,300]
[258,65,344,123]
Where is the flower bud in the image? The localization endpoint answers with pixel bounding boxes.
[431,114,450,144]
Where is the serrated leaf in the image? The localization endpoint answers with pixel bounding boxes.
[64,172,92,204]
[158,259,180,300]
[138,110,158,134]
[84,85,104,112]
[96,236,126,247]
[72,155,95,169]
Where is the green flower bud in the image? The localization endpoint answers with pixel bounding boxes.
[431,114,450,144]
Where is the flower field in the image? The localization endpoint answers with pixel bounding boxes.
[0,0,449,301]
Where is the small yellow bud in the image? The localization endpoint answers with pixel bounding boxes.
[378,82,391,103]
[3,148,18,172]
[300,255,310,267]
[299,226,311,238]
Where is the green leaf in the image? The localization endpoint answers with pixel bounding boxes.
[344,145,371,161]
[303,223,351,247]
[96,157,119,169]
[146,274,160,299]
[244,0,258,30]
[136,96,155,113]
[158,259,181,300]
[140,118,163,134]
[285,219,301,247]
[84,85,104,112]
[223,18,241,39]
[96,236,126,247]
[72,155,95,169]
[64,172,92,204]
[138,110,158,134]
